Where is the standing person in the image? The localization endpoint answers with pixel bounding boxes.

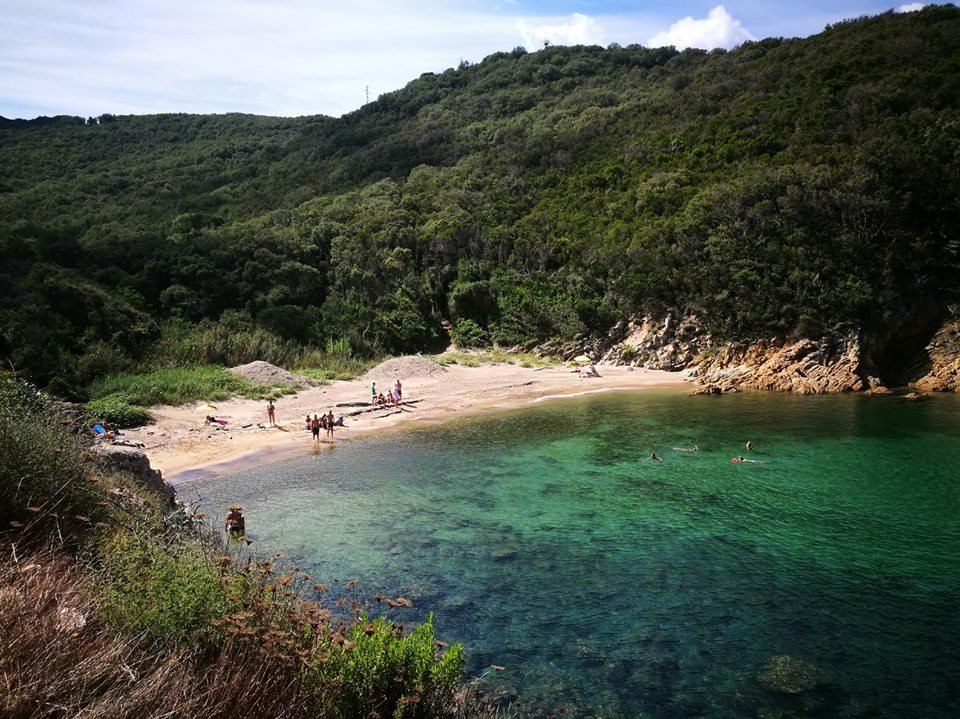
[395,379,402,404]
[311,414,321,442]
[371,382,377,406]
[326,410,335,438]
[305,414,312,432]
[267,400,276,427]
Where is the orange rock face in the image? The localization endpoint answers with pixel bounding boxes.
[910,321,960,392]
[695,336,865,394]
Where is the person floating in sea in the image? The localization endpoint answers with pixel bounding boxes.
[266,399,276,427]
[649,452,662,461]
[673,445,699,452]
[746,441,753,451]
[732,456,764,464]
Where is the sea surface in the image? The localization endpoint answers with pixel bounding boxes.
[179,388,960,718]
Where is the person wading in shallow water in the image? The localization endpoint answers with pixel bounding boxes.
[225,505,245,534]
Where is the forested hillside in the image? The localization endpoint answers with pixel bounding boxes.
[2,5,959,398]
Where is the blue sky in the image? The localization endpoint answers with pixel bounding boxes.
[0,1,929,119]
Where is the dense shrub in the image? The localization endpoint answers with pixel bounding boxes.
[306,614,465,719]
[0,377,103,529]
[98,531,230,648]
[84,394,153,427]
[451,319,490,349]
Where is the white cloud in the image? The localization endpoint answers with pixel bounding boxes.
[896,3,926,12]
[516,13,605,50]
[647,5,755,50]
[0,0,521,118]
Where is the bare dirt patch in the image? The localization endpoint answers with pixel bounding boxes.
[229,361,311,388]
[363,356,447,383]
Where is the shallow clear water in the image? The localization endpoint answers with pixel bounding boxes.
[180,389,960,718]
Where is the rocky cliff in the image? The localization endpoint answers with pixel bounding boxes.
[534,313,960,395]
[907,320,960,391]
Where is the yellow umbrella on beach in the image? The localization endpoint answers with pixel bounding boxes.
[197,403,218,412]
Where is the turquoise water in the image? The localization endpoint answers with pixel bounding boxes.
[179,389,960,717]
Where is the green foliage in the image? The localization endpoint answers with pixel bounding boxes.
[98,531,229,648]
[146,317,308,369]
[0,377,103,529]
[306,613,464,719]
[88,366,298,407]
[2,6,960,394]
[84,395,153,428]
[431,350,555,368]
[450,319,489,349]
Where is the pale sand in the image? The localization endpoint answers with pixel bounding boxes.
[124,362,690,483]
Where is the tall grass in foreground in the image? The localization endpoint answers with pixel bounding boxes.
[0,542,502,719]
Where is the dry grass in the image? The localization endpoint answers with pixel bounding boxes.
[0,544,512,719]
[0,547,303,719]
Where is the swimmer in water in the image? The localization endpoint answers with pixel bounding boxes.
[649,452,662,461]
[746,441,753,451]
[732,456,764,464]
[673,445,699,452]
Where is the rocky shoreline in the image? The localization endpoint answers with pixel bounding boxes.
[529,315,960,395]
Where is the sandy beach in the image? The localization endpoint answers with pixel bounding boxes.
[124,358,690,483]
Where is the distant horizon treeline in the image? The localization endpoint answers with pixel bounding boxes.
[2,5,959,398]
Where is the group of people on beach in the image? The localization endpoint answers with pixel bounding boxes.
[306,410,341,441]
[370,379,403,408]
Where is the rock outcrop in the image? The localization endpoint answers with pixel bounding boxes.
[601,314,711,371]
[909,320,960,391]
[526,313,960,395]
[92,446,175,504]
[693,335,866,394]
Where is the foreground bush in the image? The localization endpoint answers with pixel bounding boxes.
[307,614,465,719]
[0,377,104,531]
[98,531,230,648]
[84,394,153,428]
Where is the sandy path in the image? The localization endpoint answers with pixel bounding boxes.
[121,362,690,482]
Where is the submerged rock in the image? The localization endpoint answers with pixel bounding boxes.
[757,655,832,695]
